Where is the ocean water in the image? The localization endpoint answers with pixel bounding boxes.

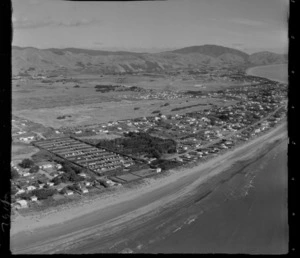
[246,64,288,83]
[84,138,288,254]
[137,140,288,254]
[67,65,289,254]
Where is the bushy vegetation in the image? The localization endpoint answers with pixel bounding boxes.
[94,84,144,93]
[152,110,160,114]
[32,189,57,200]
[11,167,19,179]
[57,115,72,120]
[19,158,34,169]
[53,162,85,183]
[18,188,57,200]
[29,165,39,173]
[150,159,181,170]
[96,132,177,159]
[171,103,207,112]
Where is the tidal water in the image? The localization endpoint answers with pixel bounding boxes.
[137,139,288,254]
[246,64,288,83]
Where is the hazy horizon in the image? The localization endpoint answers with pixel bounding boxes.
[12,0,288,54]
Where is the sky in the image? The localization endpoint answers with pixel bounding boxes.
[12,0,289,54]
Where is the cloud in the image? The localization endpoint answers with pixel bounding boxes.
[12,16,100,29]
[228,18,268,27]
[93,41,104,46]
[209,17,269,28]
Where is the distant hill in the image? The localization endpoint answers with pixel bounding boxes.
[12,45,287,76]
[248,51,287,65]
[169,44,249,60]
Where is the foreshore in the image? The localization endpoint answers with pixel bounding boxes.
[11,119,287,253]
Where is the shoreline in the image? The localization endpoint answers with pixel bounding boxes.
[11,121,287,243]
[245,64,288,84]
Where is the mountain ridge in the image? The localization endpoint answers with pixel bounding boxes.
[12,44,287,76]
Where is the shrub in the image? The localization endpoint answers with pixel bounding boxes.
[31,189,57,200]
[52,176,62,185]
[29,165,39,173]
[11,168,19,179]
[19,158,34,169]
[18,192,33,200]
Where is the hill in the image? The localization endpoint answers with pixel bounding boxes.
[169,44,249,60]
[12,45,287,76]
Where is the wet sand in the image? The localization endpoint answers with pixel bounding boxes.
[10,121,287,254]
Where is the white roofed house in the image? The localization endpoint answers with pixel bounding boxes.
[36,162,55,170]
[30,196,38,202]
[65,190,74,196]
[26,185,36,191]
[15,200,28,209]
[81,187,89,194]
[18,135,35,143]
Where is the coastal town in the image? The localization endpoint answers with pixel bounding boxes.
[7,0,291,254]
[11,73,287,212]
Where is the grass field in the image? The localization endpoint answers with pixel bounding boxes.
[11,143,40,161]
[12,75,237,128]
[13,97,235,128]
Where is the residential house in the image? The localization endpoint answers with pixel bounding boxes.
[26,185,36,191]
[37,162,55,170]
[15,200,28,209]
[65,190,74,196]
[19,136,35,143]
[30,196,38,202]
[16,189,25,195]
[81,188,89,194]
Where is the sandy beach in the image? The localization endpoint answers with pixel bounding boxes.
[10,120,287,253]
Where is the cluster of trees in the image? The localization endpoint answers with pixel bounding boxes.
[152,110,160,114]
[57,115,72,120]
[19,158,34,169]
[18,188,57,200]
[52,162,85,184]
[171,103,207,112]
[97,132,177,159]
[18,159,39,173]
[11,167,19,179]
[156,120,173,130]
[150,159,181,171]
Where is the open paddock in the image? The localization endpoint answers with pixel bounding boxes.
[12,74,242,111]
[13,97,235,128]
[11,143,40,161]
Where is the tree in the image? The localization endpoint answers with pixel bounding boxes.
[11,185,18,195]
[19,158,34,169]
[18,192,32,200]
[29,165,39,174]
[52,176,62,185]
[11,168,19,179]
[31,189,56,200]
